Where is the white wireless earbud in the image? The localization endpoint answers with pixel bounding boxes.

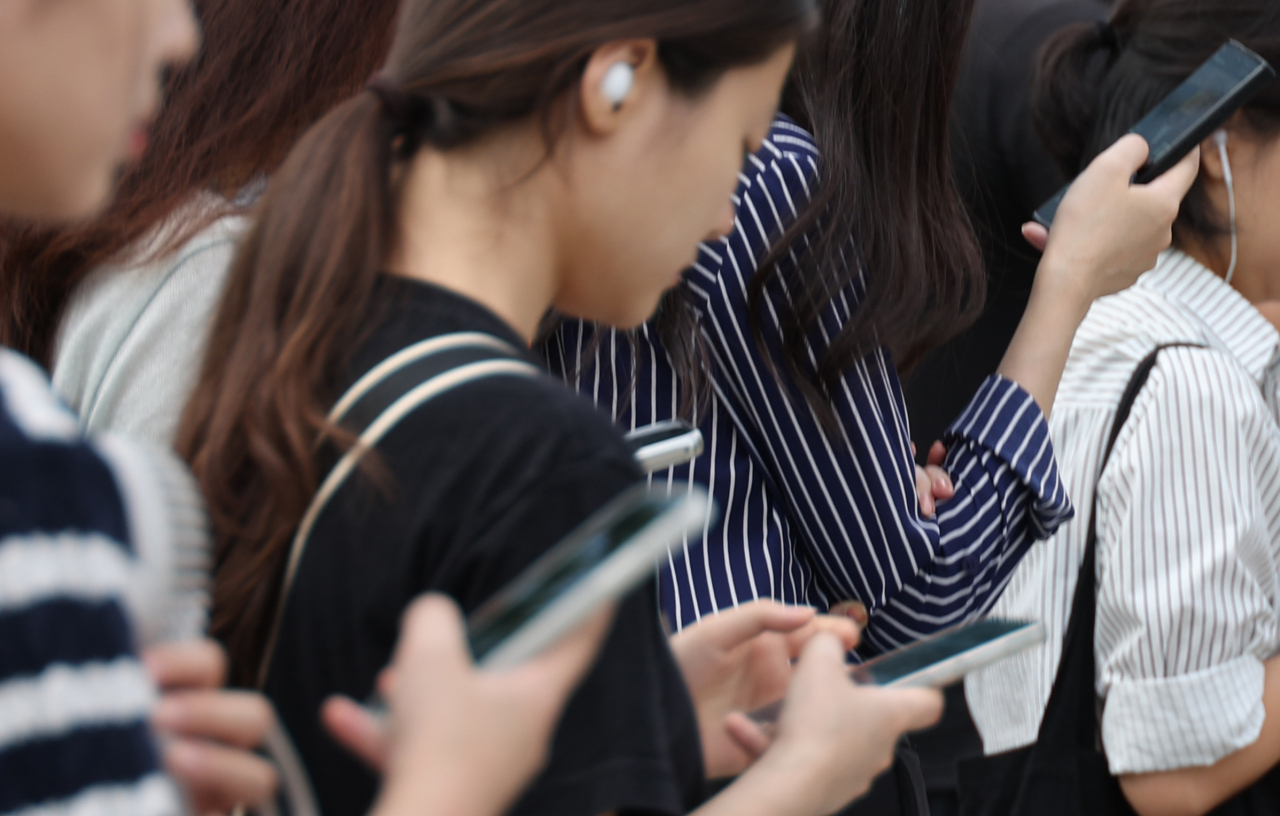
[601,62,635,111]
[1214,130,1239,285]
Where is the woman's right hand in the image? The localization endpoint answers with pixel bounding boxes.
[335,594,612,816]
[1036,134,1200,304]
[998,136,1199,417]
[715,634,943,816]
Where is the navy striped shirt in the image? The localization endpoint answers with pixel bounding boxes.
[0,350,179,816]
[545,117,1073,653]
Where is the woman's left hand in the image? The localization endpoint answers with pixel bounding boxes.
[913,441,954,518]
[143,639,279,816]
[669,601,860,780]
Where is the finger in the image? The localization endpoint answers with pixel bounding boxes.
[153,690,274,749]
[143,640,227,690]
[396,594,473,669]
[1143,145,1200,198]
[927,441,947,468]
[1022,222,1049,251]
[914,466,935,517]
[1099,133,1153,175]
[321,695,389,771]
[724,711,772,758]
[675,601,816,650]
[882,687,945,733]
[785,614,859,656]
[163,738,278,813]
[924,465,953,500]
[829,600,869,627]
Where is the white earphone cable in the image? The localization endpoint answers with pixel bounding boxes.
[1215,130,1239,285]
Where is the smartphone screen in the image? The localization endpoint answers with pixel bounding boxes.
[850,619,1040,685]
[467,487,681,662]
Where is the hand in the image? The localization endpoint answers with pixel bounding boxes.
[723,634,943,816]
[1035,134,1200,306]
[142,640,278,816]
[913,442,953,518]
[669,602,859,779]
[325,595,612,816]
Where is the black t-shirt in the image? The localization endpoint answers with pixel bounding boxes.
[264,276,705,816]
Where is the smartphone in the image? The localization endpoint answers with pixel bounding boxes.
[468,483,712,669]
[1034,40,1275,227]
[625,419,705,473]
[746,618,1045,727]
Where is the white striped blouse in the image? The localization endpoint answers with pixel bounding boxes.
[966,249,1280,774]
[544,117,1072,652]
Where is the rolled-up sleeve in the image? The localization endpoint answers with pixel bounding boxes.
[1095,347,1280,774]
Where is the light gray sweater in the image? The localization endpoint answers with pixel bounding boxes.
[53,213,246,446]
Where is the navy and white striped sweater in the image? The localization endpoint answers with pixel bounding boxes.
[546,117,1073,654]
[0,350,181,816]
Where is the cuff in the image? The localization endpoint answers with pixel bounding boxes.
[944,375,1072,540]
[94,435,212,645]
[1101,655,1266,774]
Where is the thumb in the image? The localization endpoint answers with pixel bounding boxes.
[879,687,945,734]
[1099,133,1153,176]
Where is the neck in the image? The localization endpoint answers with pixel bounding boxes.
[388,130,558,344]
[1180,234,1276,304]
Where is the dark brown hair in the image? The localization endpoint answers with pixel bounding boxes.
[1034,0,1280,248]
[0,0,399,367]
[753,0,985,417]
[176,0,816,685]
[578,0,986,427]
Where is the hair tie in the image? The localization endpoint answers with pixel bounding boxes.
[1095,20,1122,54]
[366,75,435,153]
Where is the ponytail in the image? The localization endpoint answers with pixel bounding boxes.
[176,92,399,684]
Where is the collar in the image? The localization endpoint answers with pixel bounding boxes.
[1138,248,1280,389]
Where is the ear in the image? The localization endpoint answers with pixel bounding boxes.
[579,40,659,136]
[1199,133,1227,183]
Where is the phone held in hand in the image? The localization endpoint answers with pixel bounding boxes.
[746,618,1045,727]
[468,483,713,669]
[1034,40,1275,228]
[625,419,705,474]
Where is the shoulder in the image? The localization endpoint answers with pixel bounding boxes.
[1057,285,1228,412]
[390,367,639,479]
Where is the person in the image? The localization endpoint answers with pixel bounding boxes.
[0,2,616,816]
[541,0,1195,657]
[964,3,1280,815]
[175,0,944,814]
[0,2,243,813]
[0,0,400,448]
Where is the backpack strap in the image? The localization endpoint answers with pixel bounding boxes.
[256,332,540,689]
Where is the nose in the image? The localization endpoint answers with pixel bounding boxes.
[158,0,201,68]
[705,198,736,242]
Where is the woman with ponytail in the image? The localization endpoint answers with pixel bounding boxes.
[177,0,946,814]
[542,0,1195,655]
[965,2,1280,814]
